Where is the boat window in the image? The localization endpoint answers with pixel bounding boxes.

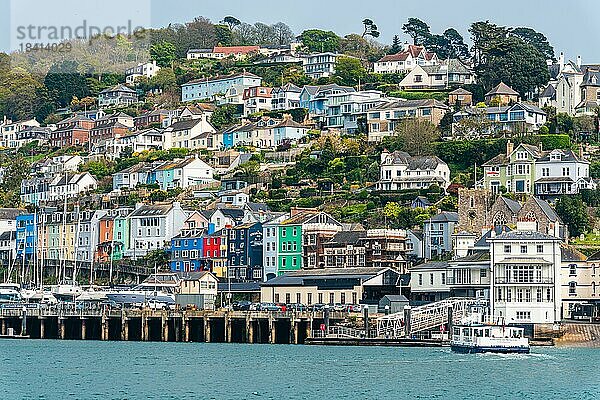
[453,327,460,335]
[484,329,490,337]
[462,328,470,336]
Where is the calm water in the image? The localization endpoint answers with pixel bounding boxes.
[1,341,599,399]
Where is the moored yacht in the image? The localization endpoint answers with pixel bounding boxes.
[105,273,179,306]
[51,281,83,301]
[0,283,22,303]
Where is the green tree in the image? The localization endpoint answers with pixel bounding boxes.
[555,196,590,237]
[221,16,241,31]
[361,18,380,38]
[80,160,115,179]
[339,34,385,62]
[150,41,177,68]
[388,35,402,54]
[402,18,431,45]
[332,56,367,86]
[442,28,470,60]
[215,24,234,46]
[510,27,555,60]
[299,29,341,52]
[210,104,239,129]
[44,60,90,108]
[393,118,440,155]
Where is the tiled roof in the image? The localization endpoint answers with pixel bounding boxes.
[485,82,519,97]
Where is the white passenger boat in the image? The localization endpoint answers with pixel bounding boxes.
[451,323,530,354]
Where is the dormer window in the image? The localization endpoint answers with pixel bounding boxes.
[550,152,561,161]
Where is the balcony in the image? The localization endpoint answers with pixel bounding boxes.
[494,277,554,284]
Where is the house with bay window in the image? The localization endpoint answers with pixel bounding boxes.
[482,141,595,197]
[376,150,451,191]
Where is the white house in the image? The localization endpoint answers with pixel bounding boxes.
[374,44,438,74]
[272,116,310,146]
[152,156,216,191]
[399,59,475,91]
[47,172,98,201]
[126,202,188,258]
[376,150,451,191]
[0,118,40,148]
[243,86,272,116]
[125,60,161,84]
[163,118,216,150]
[489,221,562,324]
[181,72,262,102]
[187,46,260,60]
[301,53,343,79]
[271,83,302,111]
[112,162,159,190]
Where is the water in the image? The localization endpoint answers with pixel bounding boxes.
[1,341,599,400]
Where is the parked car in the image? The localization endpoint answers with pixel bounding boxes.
[249,303,260,311]
[308,303,326,312]
[233,301,252,311]
[286,303,307,312]
[257,302,280,311]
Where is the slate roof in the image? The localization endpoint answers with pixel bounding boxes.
[167,119,203,131]
[499,197,522,215]
[0,208,26,220]
[370,99,449,111]
[532,197,560,222]
[130,204,173,217]
[383,151,446,170]
[325,230,367,246]
[485,82,519,97]
[474,225,513,249]
[272,118,307,129]
[261,267,392,287]
[427,211,458,223]
[561,245,588,262]
[452,250,491,263]
[448,88,472,95]
[540,84,556,99]
[410,261,448,271]
[245,202,270,213]
[421,59,472,75]
[490,230,560,241]
[100,84,136,94]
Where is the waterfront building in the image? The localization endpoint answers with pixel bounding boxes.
[202,229,228,278]
[489,221,562,324]
[263,214,289,281]
[170,211,214,272]
[97,208,133,262]
[260,267,402,307]
[76,209,108,266]
[16,214,36,264]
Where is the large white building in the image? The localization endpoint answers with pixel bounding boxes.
[376,150,451,191]
[181,72,262,103]
[374,44,438,74]
[489,222,562,324]
[301,53,343,79]
[125,61,161,85]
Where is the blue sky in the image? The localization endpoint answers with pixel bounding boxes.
[2,0,600,62]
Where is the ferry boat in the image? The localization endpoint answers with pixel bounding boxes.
[451,323,530,354]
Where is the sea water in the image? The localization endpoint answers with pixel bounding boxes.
[1,340,599,399]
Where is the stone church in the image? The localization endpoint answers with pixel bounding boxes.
[457,188,566,239]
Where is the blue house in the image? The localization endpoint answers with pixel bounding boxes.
[226,222,263,281]
[299,84,355,116]
[423,211,458,259]
[170,212,215,272]
[16,214,36,263]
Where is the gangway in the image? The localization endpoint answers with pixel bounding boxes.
[377,298,486,338]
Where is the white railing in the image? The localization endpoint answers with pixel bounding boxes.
[376,298,486,338]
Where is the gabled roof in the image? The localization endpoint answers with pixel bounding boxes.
[130,204,173,217]
[100,84,136,94]
[485,82,519,97]
[448,88,472,95]
[540,84,556,99]
[245,202,270,213]
[167,119,203,131]
[427,211,458,223]
[499,196,522,215]
[531,197,560,222]
[272,118,307,129]
[382,151,446,170]
[421,59,472,75]
[325,230,367,246]
[561,245,587,262]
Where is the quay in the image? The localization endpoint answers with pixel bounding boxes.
[0,308,348,344]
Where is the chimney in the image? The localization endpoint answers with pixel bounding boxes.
[538,142,543,153]
[579,144,584,159]
[559,52,565,71]
[577,55,582,68]
[506,140,514,157]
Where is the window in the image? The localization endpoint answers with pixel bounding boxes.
[516,311,531,321]
[569,282,576,296]
[296,293,301,304]
[329,293,335,304]
[537,245,544,253]
[520,245,527,254]
[569,264,576,276]
[340,293,346,304]
[418,274,423,286]
[352,292,357,304]
[307,293,312,305]
[318,293,323,303]
[441,272,446,285]
[480,269,487,278]
[285,293,291,304]
[504,245,511,253]
[430,274,434,285]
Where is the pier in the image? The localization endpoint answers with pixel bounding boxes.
[0,308,347,344]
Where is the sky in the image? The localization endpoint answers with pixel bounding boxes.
[1,0,600,61]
